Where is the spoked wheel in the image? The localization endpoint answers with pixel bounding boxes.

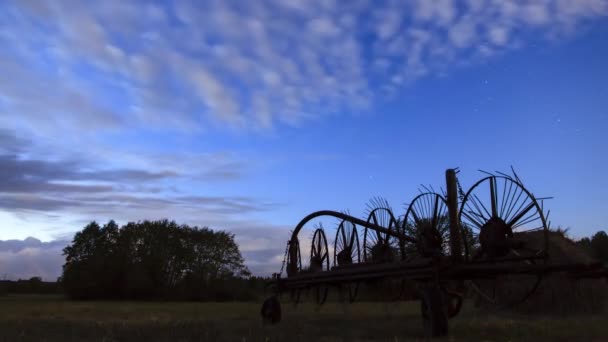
[459,175,549,308]
[444,287,464,318]
[363,206,403,263]
[286,238,302,304]
[403,192,451,258]
[334,219,360,302]
[363,200,405,300]
[310,228,330,305]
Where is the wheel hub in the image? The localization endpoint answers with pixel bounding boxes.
[416,221,444,257]
[479,217,512,258]
[337,248,352,266]
[310,255,323,272]
[371,243,394,263]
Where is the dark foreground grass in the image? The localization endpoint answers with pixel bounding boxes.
[0,295,606,341]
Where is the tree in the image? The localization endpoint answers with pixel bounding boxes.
[590,231,608,262]
[62,219,251,300]
[576,230,608,263]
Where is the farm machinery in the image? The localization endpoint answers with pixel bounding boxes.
[261,169,608,337]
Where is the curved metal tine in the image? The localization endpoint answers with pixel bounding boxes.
[495,170,514,181]
[418,195,427,220]
[472,193,492,220]
[349,224,356,249]
[506,195,532,226]
[512,212,542,230]
[349,229,357,261]
[515,226,544,234]
[316,232,322,259]
[490,177,498,218]
[512,212,541,232]
[341,224,348,248]
[504,185,525,223]
[311,231,317,258]
[420,196,430,220]
[412,195,422,220]
[417,193,427,218]
[465,194,489,226]
[510,166,523,186]
[431,194,440,228]
[390,216,400,248]
[437,201,447,233]
[438,199,447,222]
[336,228,345,253]
[371,212,382,243]
[425,193,433,219]
[462,198,484,221]
[500,178,513,218]
[507,199,536,227]
[464,186,490,221]
[462,210,484,229]
[471,213,486,224]
[421,184,431,193]
[409,207,421,228]
[478,169,495,177]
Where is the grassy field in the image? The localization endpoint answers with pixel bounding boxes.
[0,295,606,341]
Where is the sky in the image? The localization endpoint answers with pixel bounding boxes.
[1,0,607,280]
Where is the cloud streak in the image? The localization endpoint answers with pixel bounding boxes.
[0,130,274,238]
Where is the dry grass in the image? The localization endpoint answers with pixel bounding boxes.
[0,295,607,341]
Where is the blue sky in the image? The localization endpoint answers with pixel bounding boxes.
[1,0,607,279]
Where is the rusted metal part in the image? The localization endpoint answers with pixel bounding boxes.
[445,169,463,262]
[287,210,416,279]
[310,228,330,304]
[289,210,416,245]
[274,260,607,290]
[334,219,360,302]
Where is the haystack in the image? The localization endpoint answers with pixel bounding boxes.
[473,231,607,314]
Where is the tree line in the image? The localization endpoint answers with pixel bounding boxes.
[575,230,608,263]
[60,219,264,301]
[3,224,606,299]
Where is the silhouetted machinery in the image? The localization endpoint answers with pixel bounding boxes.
[261,169,608,337]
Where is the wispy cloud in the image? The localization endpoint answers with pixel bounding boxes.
[0,130,273,233]
[2,0,606,134]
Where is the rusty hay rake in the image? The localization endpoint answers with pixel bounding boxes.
[261,169,607,337]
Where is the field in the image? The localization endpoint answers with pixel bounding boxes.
[0,295,606,341]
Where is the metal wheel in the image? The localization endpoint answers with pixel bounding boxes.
[363,200,406,301]
[310,227,330,304]
[403,193,450,258]
[286,238,302,304]
[459,174,549,307]
[334,219,360,302]
[363,200,403,263]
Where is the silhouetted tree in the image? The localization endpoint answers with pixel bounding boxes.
[62,219,251,300]
[576,230,608,263]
